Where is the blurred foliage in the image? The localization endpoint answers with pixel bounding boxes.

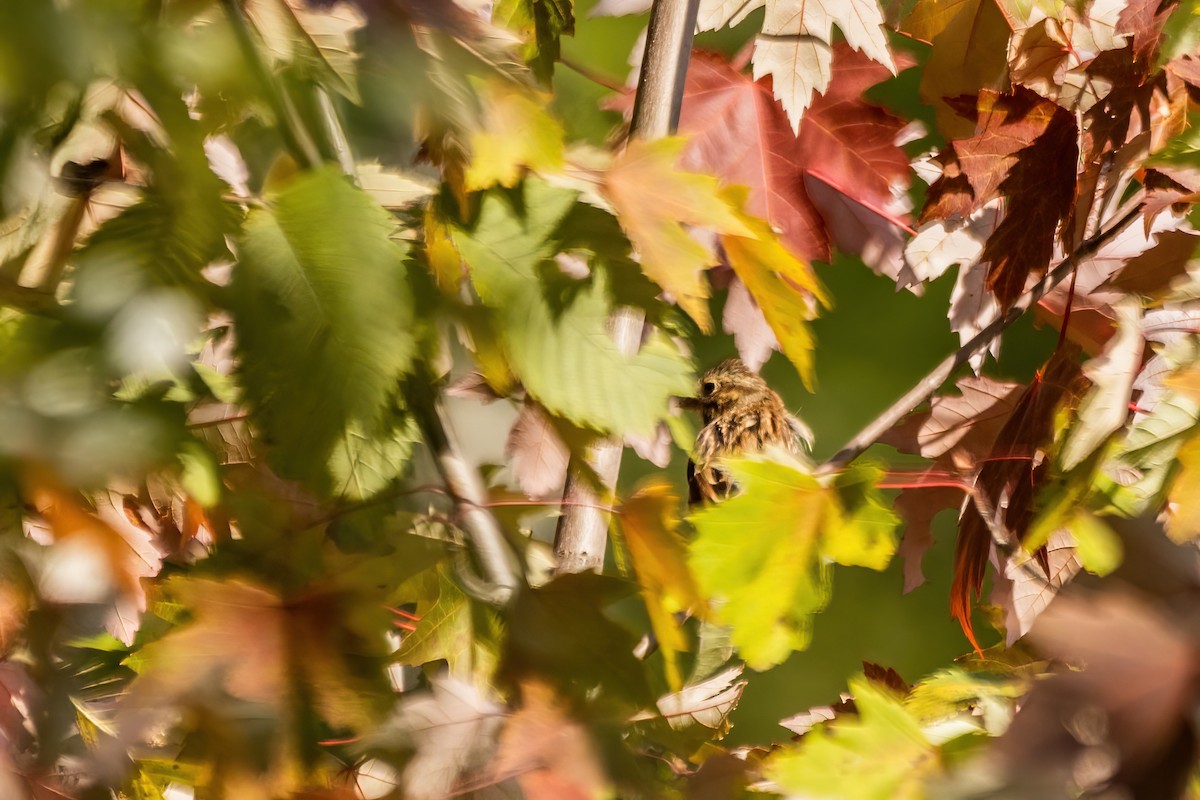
[0,0,1198,798]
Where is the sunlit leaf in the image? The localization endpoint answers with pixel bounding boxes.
[231,166,416,491]
[688,456,897,670]
[766,676,939,800]
[453,178,693,436]
[619,479,705,690]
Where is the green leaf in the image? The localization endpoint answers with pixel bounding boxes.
[766,676,939,800]
[395,567,475,678]
[453,179,693,436]
[687,456,898,670]
[492,0,574,84]
[231,166,415,490]
[327,401,419,501]
[905,668,1026,724]
[75,194,238,295]
[500,571,651,705]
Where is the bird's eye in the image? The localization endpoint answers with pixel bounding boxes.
[702,381,716,395]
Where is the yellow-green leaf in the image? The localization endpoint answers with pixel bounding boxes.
[766,676,938,800]
[687,456,897,670]
[602,138,752,331]
[620,479,706,690]
[464,81,565,191]
[722,196,829,391]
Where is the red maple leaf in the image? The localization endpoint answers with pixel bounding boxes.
[674,46,911,273]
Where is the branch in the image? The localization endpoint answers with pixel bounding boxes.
[411,373,522,606]
[819,192,1146,474]
[553,0,701,575]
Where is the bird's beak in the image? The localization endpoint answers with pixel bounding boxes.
[675,395,702,410]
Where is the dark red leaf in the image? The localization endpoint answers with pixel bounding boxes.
[951,346,1086,651]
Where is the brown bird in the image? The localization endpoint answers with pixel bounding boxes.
[683,358,812,505]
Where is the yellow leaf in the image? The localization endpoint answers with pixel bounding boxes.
[620,479,706,690]
[1168,434,1200,542]
[602,138,753,331]
[465,81,565,191]
[721,187,830,391]
[424,202,464,293]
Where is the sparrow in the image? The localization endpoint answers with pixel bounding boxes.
[682,358,812,505]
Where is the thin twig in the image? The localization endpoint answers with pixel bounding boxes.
[819,192,1145,474]
[558,55,628,94]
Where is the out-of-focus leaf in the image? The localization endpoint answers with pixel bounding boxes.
[721,191,829,391]
[905,667,1026,730]
[464,81,564,191]
[231,166,415,491]
[380,676,505,800]
[488,680,609,799]
[765,676,939,800]
[505,401,569,498]
[357,162,437,208]
[601,138,751,331]
[619,479,705,690]
[751,0,895,133]
[245,0,366,100]
[327,399,419,501]
[453,179,692,437]
[1167,433,1200,542]
[688,456,897,670]
[493,0,574,84]
[131,577,384,730]
[501,572,649,705]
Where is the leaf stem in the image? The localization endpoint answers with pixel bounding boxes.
[820,192,1146,474]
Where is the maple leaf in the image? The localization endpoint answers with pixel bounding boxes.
[989,528,1081,645]
[464,80,565,191]
[493,0,574,83]
[688,455,897,670]
[722,190,830,390]
[882,374,1022,590]
[676,48,911,279]
[923,89,1078,307]
[722,277,780,370]
[766,675,940,799]
[1058,300,1145,470]
[619,480,706,690]
[751,0,896,132]
[901,0,1012,138]
[952,347,1086,651]
[601,137,751,330]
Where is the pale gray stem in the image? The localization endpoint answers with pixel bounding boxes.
[553,0,701,574]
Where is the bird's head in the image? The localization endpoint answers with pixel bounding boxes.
[684,358,775,417]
